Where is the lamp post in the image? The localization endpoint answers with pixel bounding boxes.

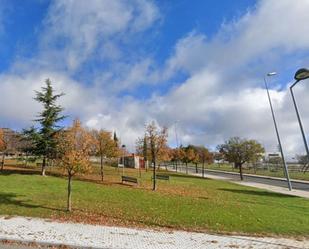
[264,72,292,190]
[290,68,309,169]
[122,144,126,176]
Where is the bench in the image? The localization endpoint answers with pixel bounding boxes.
[121,176,138,184]
[152,174,170,181]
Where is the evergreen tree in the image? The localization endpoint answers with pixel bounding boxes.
[113,131,119,147]
[23,79,65,176]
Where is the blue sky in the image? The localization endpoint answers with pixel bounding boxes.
[0,0,309,155]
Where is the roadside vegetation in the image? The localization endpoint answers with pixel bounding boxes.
[0,164,309,236]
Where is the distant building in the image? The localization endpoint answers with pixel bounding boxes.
[120,154,145,169]
[263,152,281,162]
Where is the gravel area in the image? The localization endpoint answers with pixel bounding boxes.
[0,216,308,249]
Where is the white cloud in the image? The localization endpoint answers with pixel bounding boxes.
[1,0,309,158]
[40,0,160,71]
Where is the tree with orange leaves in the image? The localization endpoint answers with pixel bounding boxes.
[56,119,93,211]
[91,129,119,181]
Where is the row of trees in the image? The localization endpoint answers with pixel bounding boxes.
[6,79,122,211]
[136,124,265,183]
[170,145,213,176]
[1,79,304,209]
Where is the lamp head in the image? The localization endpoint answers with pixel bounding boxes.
[294,68,309,81]
[267,72,277,77]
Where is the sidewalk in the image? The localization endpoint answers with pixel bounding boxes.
[0,216,308,249]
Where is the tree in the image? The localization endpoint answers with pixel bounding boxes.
[136,135,150,171]
[267,156,283,173]
[217,137,264,180]
[24,79,65,176]
[136,131,170,173]
[56,119,93,211]
[139,121,168,191]
[213,152,224,164]
[296,154,309,173]
[0,129,5,170]
[182,147,196,174]
[171,147,185,172]
[92,129,118,181]
[113,131,119,147]
[142,135,148,170]
[196,146,213,177]
[0,128,22,170]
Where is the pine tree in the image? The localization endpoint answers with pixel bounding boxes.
[113,131,119,147]
[23,79,65,176]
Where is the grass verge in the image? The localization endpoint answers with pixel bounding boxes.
[0,165,308,237]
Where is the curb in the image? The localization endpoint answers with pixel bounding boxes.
[0,237,105,249]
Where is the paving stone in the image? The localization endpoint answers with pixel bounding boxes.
[0,217,308,249]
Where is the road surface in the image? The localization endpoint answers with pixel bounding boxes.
[166,165,309,191]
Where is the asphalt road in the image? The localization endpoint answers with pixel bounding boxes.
[167,165,309,191]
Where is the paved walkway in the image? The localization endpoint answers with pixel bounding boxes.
[0,217,308,249]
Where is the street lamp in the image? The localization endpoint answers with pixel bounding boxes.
[290,68,309,169]
[122,144,126,176]
[264,72,292,190]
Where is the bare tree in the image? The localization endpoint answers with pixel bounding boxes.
[139,121,168,191]
[296,154,309,173]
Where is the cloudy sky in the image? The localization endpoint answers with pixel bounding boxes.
[0,0,309,156]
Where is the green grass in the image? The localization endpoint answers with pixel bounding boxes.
[0,166,309,237]
[205,163,309,181]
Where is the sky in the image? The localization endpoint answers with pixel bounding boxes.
[0,0,309,156]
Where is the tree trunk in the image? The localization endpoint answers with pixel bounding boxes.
[239,163,244,181]
[195,163,198,173]
[175,160,178,172]
[186,162,188,174]
[152,159,156,191]
[100,155,104,181]
[1,154,5,170]
[139,165,141,178]
[25,153,28,166]
[202,161,205,178]
[67,174,72,212]
[41,157,46,176]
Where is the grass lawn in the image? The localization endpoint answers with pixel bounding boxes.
[0,164,309,237]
